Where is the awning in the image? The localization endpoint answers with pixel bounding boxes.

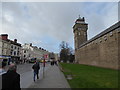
[0,55,11,59]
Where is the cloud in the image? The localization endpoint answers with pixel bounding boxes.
[82,2,118,39]
[1,2,118,53]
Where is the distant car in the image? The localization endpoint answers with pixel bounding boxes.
[29,59,36,63]
[40,60,47,63]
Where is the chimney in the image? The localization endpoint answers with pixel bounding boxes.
[0,34,8,40]
[82,17,85,21]
[30,43,32,46]
[14,39,17,43]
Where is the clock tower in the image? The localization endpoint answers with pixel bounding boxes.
[73,16,88,50]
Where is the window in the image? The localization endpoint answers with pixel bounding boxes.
[78,32,80,35]
[96,40,98,44]
[104,35,107,41]
[117,29,120,33]
[10,51,12,55]
[17,51,19,55]
[14,51,16,55]
[24,55,26,57]
[78,28,81,30]
[110,32,113,36]
[99,39,102,43]
[84,32,86,36]
[24,50,26,53]
[11,45,13,48]
[14,46,16,49]
[10,50,13,55]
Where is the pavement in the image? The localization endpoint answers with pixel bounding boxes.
[28,64,70,88]
[20,63,51,88]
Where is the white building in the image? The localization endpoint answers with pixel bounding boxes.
[21,43,49,61]
[0,34,21,64]
[10,39,21,63]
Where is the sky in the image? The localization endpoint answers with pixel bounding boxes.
[0,1,119,53]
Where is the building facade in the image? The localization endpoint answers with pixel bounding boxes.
[21,43,49,61]
[0,34,21,64]
[0,34,11,59]
[73,16,120,69]
[10,39,21,63]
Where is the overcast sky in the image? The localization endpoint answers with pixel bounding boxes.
[0,1,118,53]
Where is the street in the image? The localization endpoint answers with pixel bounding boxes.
[16,62,51,88]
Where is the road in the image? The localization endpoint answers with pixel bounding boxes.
[16,62,51,88]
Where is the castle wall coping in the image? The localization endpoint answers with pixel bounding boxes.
[79,21,120,48]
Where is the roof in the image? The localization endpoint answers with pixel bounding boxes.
[9,40,21,47]
[79,21,120,48]
[0,38,21,47]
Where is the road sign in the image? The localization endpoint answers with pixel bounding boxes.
[44,54,48,59]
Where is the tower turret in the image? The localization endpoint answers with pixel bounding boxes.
[73,16,88,50]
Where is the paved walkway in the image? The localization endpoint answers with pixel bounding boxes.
[28,64,70,88]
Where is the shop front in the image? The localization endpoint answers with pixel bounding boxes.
[0,55,11,65]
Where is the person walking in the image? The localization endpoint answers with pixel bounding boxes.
[54,61,58,66]
[50,61,53,66]
[2,63,21,90]
[32,61,40,82]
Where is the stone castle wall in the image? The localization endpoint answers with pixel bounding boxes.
[75,22,120,69]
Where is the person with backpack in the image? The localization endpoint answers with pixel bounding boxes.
[32,61,40,82]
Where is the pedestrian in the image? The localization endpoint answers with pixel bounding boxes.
[50,61,52,66]
[0,61,7,75]
[51,60,54,66]
[54,61,58,66]
[52,60,54,66]
[32,61,40,82]
[19,59,22,64]
[24,59,26,63]
[2,63,21,90]
[8,58,11,65]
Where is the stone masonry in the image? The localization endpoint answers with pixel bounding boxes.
[73,16,120,69]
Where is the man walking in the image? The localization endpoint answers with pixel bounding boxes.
[2,63,21,90]
[32,61,40,82]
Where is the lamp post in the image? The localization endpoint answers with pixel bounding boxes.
[43,55,45,78]
[42,54,48,78]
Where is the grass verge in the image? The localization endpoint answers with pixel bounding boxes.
[60,63,119,88]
